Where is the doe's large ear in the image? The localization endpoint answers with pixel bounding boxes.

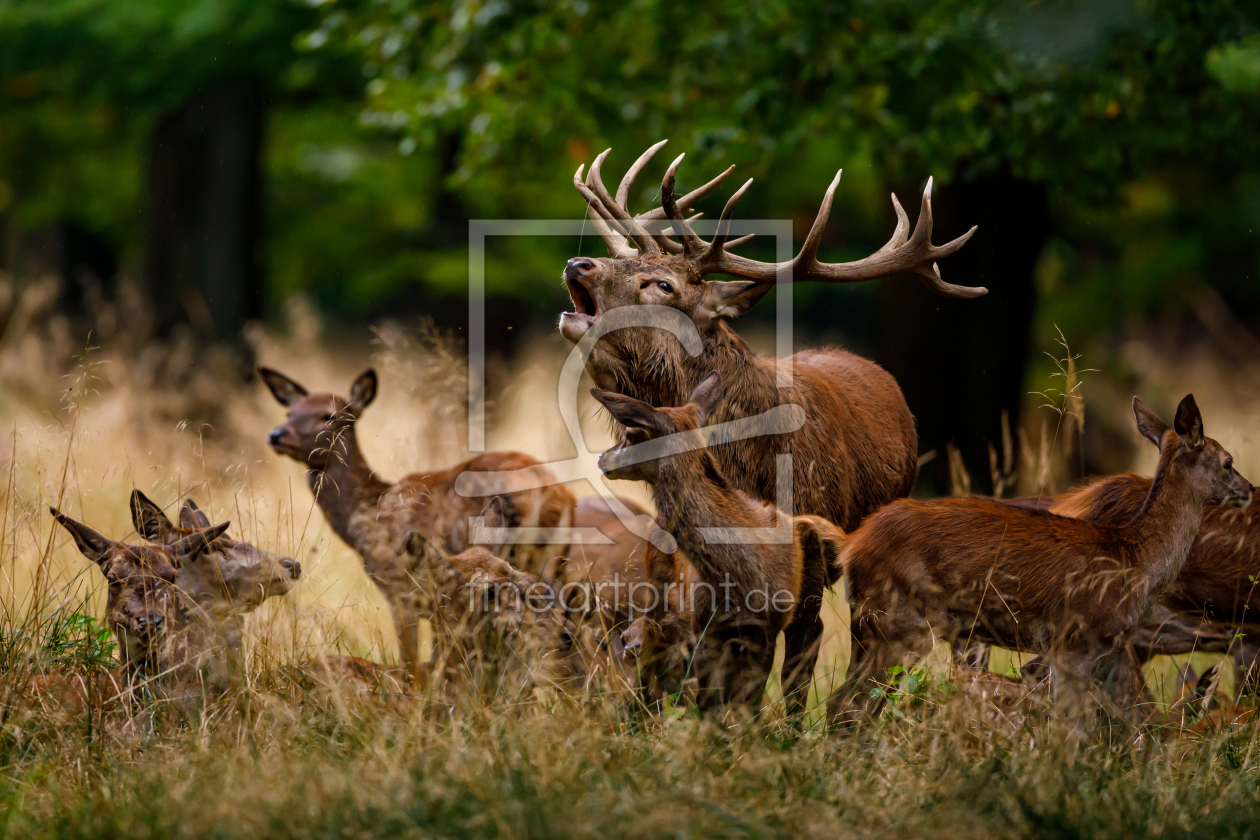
[1173,394,1204,450]
[170,522,231,566]
[1132,397,1170,448]
[50,507,115,566]
[259,367,308,408]
[698,280,770,323]
[347,369,378,415]
[130,490,180,545]
[590,389,674,436]
[178,499,212,530]
[686,371,725,425]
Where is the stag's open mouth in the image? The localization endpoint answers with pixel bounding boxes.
[560,277,600,342]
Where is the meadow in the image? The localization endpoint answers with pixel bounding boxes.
[1,287,1259,839]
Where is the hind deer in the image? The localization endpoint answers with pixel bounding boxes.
[830,395,1253,726]
[129,490,300,652]
[594,372,844,712]
[49,507,230,680]
[1051,453,1260,691]
[260,366,576,682]
[562,142,982,536]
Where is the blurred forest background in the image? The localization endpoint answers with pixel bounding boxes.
[0,0,1257,493]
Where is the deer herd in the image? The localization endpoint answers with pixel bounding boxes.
[37,142,1260,730]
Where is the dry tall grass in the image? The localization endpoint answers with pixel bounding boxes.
[0,295,1257,838]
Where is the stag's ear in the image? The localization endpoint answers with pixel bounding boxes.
[178,499,212,530]
[50,508,116,566]
[170,522,230,566]
[590,389,674,436]
[130,490,180,545]
[686,371,724,425]
[1173,394,1204,450]
[697,280,770,323]
[1132,397,1170,448]
[259,367,308,407]
[347,369,378,415]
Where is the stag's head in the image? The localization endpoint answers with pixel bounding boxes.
[593,370,726,486]
[260,367,377,470]
[130,490,300,615]
[50,507,228,671]
[561,142,984,388]
[1131,395,1253,509]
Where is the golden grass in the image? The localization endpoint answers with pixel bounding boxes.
[0,303,1258,837]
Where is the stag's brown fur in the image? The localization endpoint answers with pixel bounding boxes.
[596,373,844,712]
[830,395,1253,725]
[565,253,917,533]
[261,366,576,680]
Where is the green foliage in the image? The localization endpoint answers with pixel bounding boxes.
[0,607,117,674]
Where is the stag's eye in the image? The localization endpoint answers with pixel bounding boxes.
[657,280,673,294]
[323,414,336,423]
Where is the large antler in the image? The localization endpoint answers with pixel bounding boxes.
[573,141,984,298]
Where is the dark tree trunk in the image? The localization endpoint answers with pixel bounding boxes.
[143,87,263,345]
[875,173,1048,495]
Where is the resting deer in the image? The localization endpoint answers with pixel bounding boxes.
[830,395,1253,726]
[31,500,297,712]
[594,372,845,712]
[1051,459,1260,691]
[562,142,982,537]
[129,490,300,651]
[49,507,230,680]
[260,366,576,681]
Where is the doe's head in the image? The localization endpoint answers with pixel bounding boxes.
[1132,394,1253,508]
[592,371,725,485]
[259,367,377,469]
[130,490,300,614]
[50,507,227,669]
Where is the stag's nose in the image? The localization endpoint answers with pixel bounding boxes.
[565,257,596,279]
[268,428,284,447]
[283,557,302,579]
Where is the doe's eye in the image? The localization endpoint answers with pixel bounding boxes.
[1225,458,1234,470]
[323,414,337,423]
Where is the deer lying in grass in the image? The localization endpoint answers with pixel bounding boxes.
[260,366,576,682]
[49,507,230,680]
[129,490,300,653]
[594,372,845,712]
[830,395,1253,726]
[562,142,982,535]
[1050,456,1260,690]
[29,497,297,715]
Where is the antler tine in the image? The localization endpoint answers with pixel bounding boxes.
[872,192,911,256]
[587,150,660,254]
[616,139,669,212]
[725,234,755,249]
[707,177,754,256]
[660,154,708,255]
[691,169,984,297]
[638,164,736,221]
[574,164,638,259]
[793,170,841,271]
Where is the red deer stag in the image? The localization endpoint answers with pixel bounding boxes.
[260,366,576,681]
[562,142,982,535]
[594,372,845,712]
[830,395,1252,726]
